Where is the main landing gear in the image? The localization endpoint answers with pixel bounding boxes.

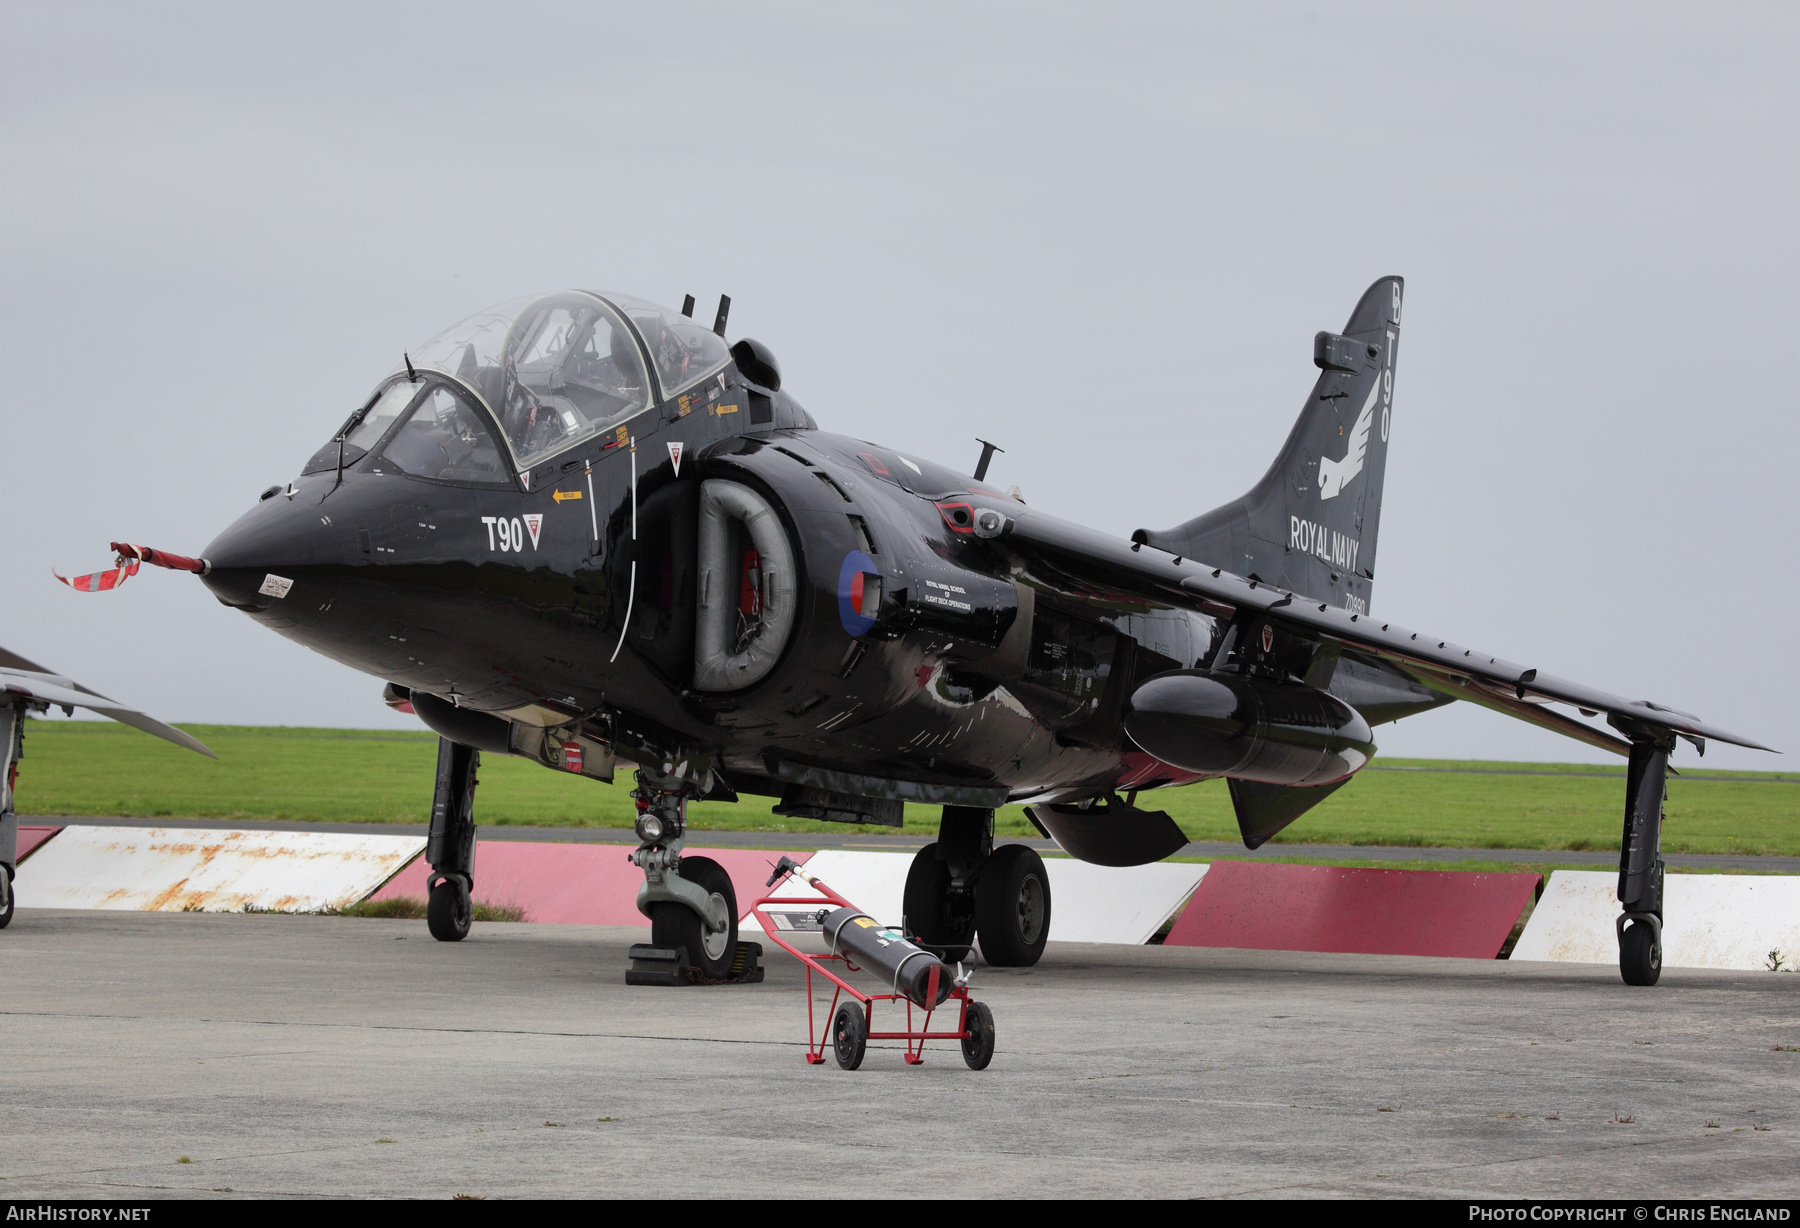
[1616,726,1675,987]
[425,737,478,942]
[903,805,1051,967]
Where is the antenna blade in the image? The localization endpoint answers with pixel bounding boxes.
[974,438,1004,482]
[713,294,731,337]
[682,294,695,318]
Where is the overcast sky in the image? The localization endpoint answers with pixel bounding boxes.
[2,2,1795,770]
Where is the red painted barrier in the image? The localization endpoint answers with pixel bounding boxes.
[16,826,61,863]
[370,841,810,925]
[1164,861,1540,959]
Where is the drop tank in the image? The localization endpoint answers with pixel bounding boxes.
[1123,670,1375,787]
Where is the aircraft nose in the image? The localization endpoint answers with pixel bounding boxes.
[200,491,341,610]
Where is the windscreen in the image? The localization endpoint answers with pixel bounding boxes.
[302,381,423,475]
[381,384,508,485]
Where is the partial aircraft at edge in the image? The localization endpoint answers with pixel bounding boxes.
[0,646,213,927]
[27,279,1772,986]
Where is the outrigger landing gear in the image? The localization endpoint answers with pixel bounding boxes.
[904,805,1051,968]
[626,762,759,985]
[0,700,27,931]
[425,737,478,942]
[1616,726,1675,986]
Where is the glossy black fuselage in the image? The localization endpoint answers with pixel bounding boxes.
[203,366,1218,806]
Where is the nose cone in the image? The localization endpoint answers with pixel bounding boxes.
[201,489,344,611]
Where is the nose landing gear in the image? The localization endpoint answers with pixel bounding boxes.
[627,763,761,985]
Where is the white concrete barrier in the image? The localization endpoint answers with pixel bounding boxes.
[1511,869,1800,972]
[746,848,1206,946]
[13,825,426,914]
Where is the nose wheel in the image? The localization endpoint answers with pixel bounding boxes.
[649,855,740,980]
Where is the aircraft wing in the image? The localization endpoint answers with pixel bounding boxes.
[0,663,216,758]
[986,508,1771,755]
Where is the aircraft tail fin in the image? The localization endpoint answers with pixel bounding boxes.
[1133,275,1403,614]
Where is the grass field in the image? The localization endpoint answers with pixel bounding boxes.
[11,719,1797,855]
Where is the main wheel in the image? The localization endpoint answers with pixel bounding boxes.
[903,843,974,961]
[1620,919,1662,986]
[427,876,471,942]
[961,1000,995,1071]
[975,844,1050,967]
[0,865,14,930]
[832,1002,868,1070]
[650,855,738,980]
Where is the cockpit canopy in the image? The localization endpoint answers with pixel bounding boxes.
[307,291,731,481]
[408,290,731,471]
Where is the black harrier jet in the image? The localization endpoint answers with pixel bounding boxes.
[64,279,1768,987]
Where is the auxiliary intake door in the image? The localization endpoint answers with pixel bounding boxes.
[693,479,798,691]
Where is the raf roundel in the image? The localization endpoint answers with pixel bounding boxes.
[837,551,881,638]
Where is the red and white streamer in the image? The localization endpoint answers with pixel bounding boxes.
[55,542,209,592]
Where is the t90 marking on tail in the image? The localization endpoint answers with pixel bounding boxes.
[1381,329,1396,443]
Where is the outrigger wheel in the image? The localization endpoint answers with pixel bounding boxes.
[1620,919,1662,987]
[650,855,739,980]
[0,864,14,930]
[427,876,472,942]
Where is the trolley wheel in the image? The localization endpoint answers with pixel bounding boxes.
[650,856,739,980]
[961,1000,995,1070]
[427,877,471,942]
[1619,920,1661,986]
[975,844,1051,967]
[831,1002,868,1070]
[903,843,973,961]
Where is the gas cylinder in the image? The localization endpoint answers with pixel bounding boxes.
[821,907,954,1007]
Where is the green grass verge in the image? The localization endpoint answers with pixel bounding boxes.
[1173,855,1782,877]
[335,897,525,922]
[12,719,1797,855]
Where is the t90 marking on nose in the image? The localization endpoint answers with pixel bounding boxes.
[481,515,541,553]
